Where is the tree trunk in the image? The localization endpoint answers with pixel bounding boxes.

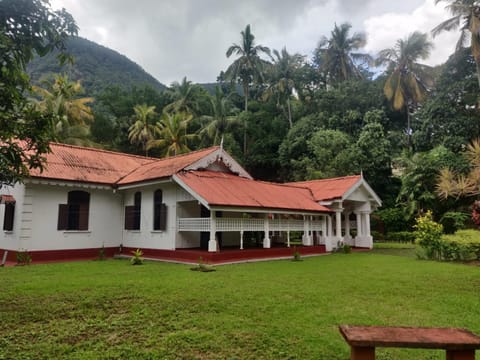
[287,98,293,128]
[406,104,411,149]
[475,57,480,89]
[243,83,249,155]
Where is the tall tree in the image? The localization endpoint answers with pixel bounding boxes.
[200,86,240,146]
[128,104,156,156]
[432,0,480,87]
[377,32,433,146]
[148,112,197,157]
[314,23,371,85]
[0,0,77,187]
[225,24,271,154]
[264,47,304,128]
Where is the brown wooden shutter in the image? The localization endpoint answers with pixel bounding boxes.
[3,203,15,231]
[159,203,167,231]
[125,206,135,230]
[57,204,69,230]
[78,203,89,231]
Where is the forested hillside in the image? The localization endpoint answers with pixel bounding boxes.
[27,37,166,96]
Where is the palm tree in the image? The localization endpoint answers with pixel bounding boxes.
[377,32,433,146]
[147,112,197,157]
[263,47,304,128]
[200,86,240,146]
[128,104,156,156]
[432,0,480,87]
[32,74,94,145]
[164,76,204,116]
[225,24,271,154]
[314,23,372,85]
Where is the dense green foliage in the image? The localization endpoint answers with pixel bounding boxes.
[0,255,479,359]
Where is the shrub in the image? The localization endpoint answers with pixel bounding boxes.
[371,230,384,241]
[16,249,31,265]
[384,231,415,243]
[414,211,444,260]
[441,229,480,261]
[292,246,302,261]
[439,212,469,234]
[130,249,144,265]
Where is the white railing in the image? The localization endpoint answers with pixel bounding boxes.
[177,217,324,233]
[177,218,210,232]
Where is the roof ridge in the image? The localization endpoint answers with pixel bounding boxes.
[146,146,219,165]
[290,174,361,184]
[187,170,317,190]
[50,142,158,161]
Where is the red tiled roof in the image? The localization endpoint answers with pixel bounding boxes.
[28,143,218,185]
[116,147,219,185]
[176,170,331,213]
[289,175,361,201]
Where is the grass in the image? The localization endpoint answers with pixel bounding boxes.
[0,252,479,359]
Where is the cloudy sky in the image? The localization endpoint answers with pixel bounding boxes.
[51,0,459,85]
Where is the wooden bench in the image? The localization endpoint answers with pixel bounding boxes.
[339,325,480,360]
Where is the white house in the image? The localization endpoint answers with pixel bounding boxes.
[0,143,381,264]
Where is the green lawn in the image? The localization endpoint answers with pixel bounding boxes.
[1,252,479,359]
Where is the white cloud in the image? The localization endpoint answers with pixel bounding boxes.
[364,0,459,66]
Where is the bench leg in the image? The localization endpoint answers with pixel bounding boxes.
[350,346,375,360]
[446,349,475,360]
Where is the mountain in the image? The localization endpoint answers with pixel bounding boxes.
[27,37,166,96]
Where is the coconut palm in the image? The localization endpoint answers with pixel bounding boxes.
[147,112,197,157]
[263,47,304,128]
[225,24,271,154]
[200,86,240,146]
[128,104,156,156]
[164,76,205,116]
[314,23,372,85]
[432,0,480,87]
[377,32,433,146]
[32,74,94,145]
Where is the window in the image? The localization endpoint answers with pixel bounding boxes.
[58,191,90,231]
[125,191,141,230]
[2,195,15,231]
[153,189,167,231]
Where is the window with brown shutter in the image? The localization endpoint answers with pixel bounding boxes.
[3,203,15,231]
[125,192,141,230]
[57,191,90,231]
[153,190,167,231]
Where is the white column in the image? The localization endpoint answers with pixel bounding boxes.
[287,231,290,248]
[325,215,333,252]
[344,211,352,245]
[302,215,312,246]
[263,215,271,248]
[208,211,217,252]
[335,210,342,239]
[240,230,244,250]
[364,212,371,238]
[355,212,362,237]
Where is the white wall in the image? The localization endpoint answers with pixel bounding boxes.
[26,184,123,251]
[0,183,24,251]
[175,200,201,248]
[122,182,179,250]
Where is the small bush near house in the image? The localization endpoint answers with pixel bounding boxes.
[292,246,302,261]
[130,249,144,265]
[16,250,31,265]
